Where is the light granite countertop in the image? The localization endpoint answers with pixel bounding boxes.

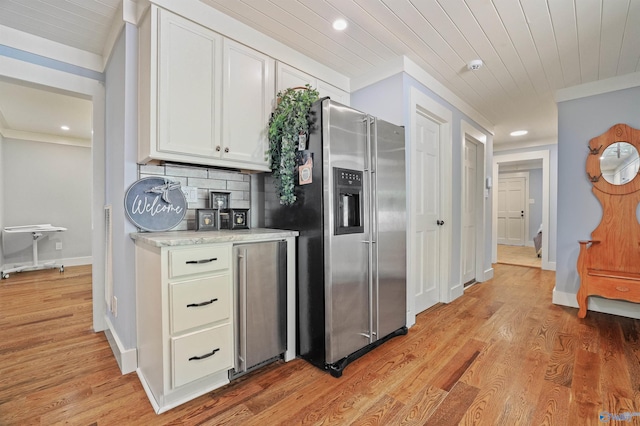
[130,228,298,247]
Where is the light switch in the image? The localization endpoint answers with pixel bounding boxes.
[181,186,198,203]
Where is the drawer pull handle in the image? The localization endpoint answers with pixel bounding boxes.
[186,298,218,308]
[186,258,217,265]
[189,348,220,361]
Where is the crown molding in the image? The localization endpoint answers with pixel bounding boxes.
[0,127,90,148]
[352,56,494,134]
[0,25,103,73]
[555,72,640,103]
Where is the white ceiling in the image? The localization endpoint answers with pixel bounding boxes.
[0,80,92,143]
[1,0,639,147]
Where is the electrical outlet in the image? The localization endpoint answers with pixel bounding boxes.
[112,296,118,317]
[56,242,62,250]
[181,186,198,203]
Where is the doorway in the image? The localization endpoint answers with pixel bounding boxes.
[493,150,552,271]
[1,56,107,331]
[497,174,528,246]
[462,137,478,285]
[408,87,452,326]
[460,121,488,289]
[413,111,441,312]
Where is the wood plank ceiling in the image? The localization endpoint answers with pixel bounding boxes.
[202,0,640,145]
[1,0,640,145]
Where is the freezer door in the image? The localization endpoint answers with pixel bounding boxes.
[321,99,372,364]
[373,119,406,340]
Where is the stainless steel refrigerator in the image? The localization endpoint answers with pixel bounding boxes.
[265,98,407,377]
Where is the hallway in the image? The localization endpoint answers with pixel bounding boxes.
[497,244,541,268]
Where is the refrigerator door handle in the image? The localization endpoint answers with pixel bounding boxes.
[365,115,375,344]
[370,116,379,342]
[364,115,371,172]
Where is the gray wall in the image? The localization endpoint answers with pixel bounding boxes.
[0,132,4,267]
[1,138,91,266]
[350,73,404,126]
[556,86,640,294]
[351,72,494,289]
[104,24,139,349]
[528,168,543,241]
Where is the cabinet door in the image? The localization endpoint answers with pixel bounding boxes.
[276,62,315,93]
[317,80,350,105]
[158,9,222,158]
[277,62,350,105]
[222,39,274,169]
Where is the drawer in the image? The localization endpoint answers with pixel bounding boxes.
[172,324,233,388]
[170,275,231,333]
[169,245,230,279]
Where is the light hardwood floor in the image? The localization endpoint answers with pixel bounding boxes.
[1,264,639,425]
[497,244,542,268]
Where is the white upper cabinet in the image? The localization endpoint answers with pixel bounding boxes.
[276,62,350,105]
[139,6,273,171]
[157,9,222,159]
[222,40,275,169]
[316,80,350,105]
[277,62,315,91]
[139,6,349,171]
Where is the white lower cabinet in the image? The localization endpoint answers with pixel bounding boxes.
[171,324,233,388]
[135,242,234,414]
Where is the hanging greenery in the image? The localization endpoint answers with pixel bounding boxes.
[268,84,319,205]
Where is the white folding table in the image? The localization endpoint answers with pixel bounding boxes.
[2,224,67,279]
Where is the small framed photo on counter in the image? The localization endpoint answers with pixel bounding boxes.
[195,209,218,231]
[230,208,249,229]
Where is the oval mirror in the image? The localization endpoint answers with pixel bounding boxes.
[600,141,640,185]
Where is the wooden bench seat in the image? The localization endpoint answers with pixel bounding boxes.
[587,269,640,281]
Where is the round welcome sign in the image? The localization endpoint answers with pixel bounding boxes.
[124,177,187,232]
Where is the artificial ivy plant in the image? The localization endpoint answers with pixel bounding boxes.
[268,84,319,205]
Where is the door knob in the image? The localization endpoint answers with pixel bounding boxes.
[224,147,229,153]
[521,211,524,218]
[437,220,445,226]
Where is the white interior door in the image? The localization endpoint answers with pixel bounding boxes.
[497,177,526,246]
[413,112,440,313]
[462,139,477,284]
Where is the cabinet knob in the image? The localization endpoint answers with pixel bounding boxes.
[216,146,221,152]
[224,147,229,153]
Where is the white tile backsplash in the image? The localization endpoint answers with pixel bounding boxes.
[138,163,252,230]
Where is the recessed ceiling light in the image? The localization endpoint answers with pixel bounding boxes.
[333,19,347,31]
[510,130,528,137]
[60,125,70,131]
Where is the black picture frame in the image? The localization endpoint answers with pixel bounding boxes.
[230,208,249,229]
[195,208,218,231]
[209,191,230,210]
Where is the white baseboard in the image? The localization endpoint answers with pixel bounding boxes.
[552,287,640,320]
[484,267,494,281]
[525,241,534,247]
[104,316,137,374]
[450,283,464,301]
[1,256,92,272]
[60,256,93,267]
